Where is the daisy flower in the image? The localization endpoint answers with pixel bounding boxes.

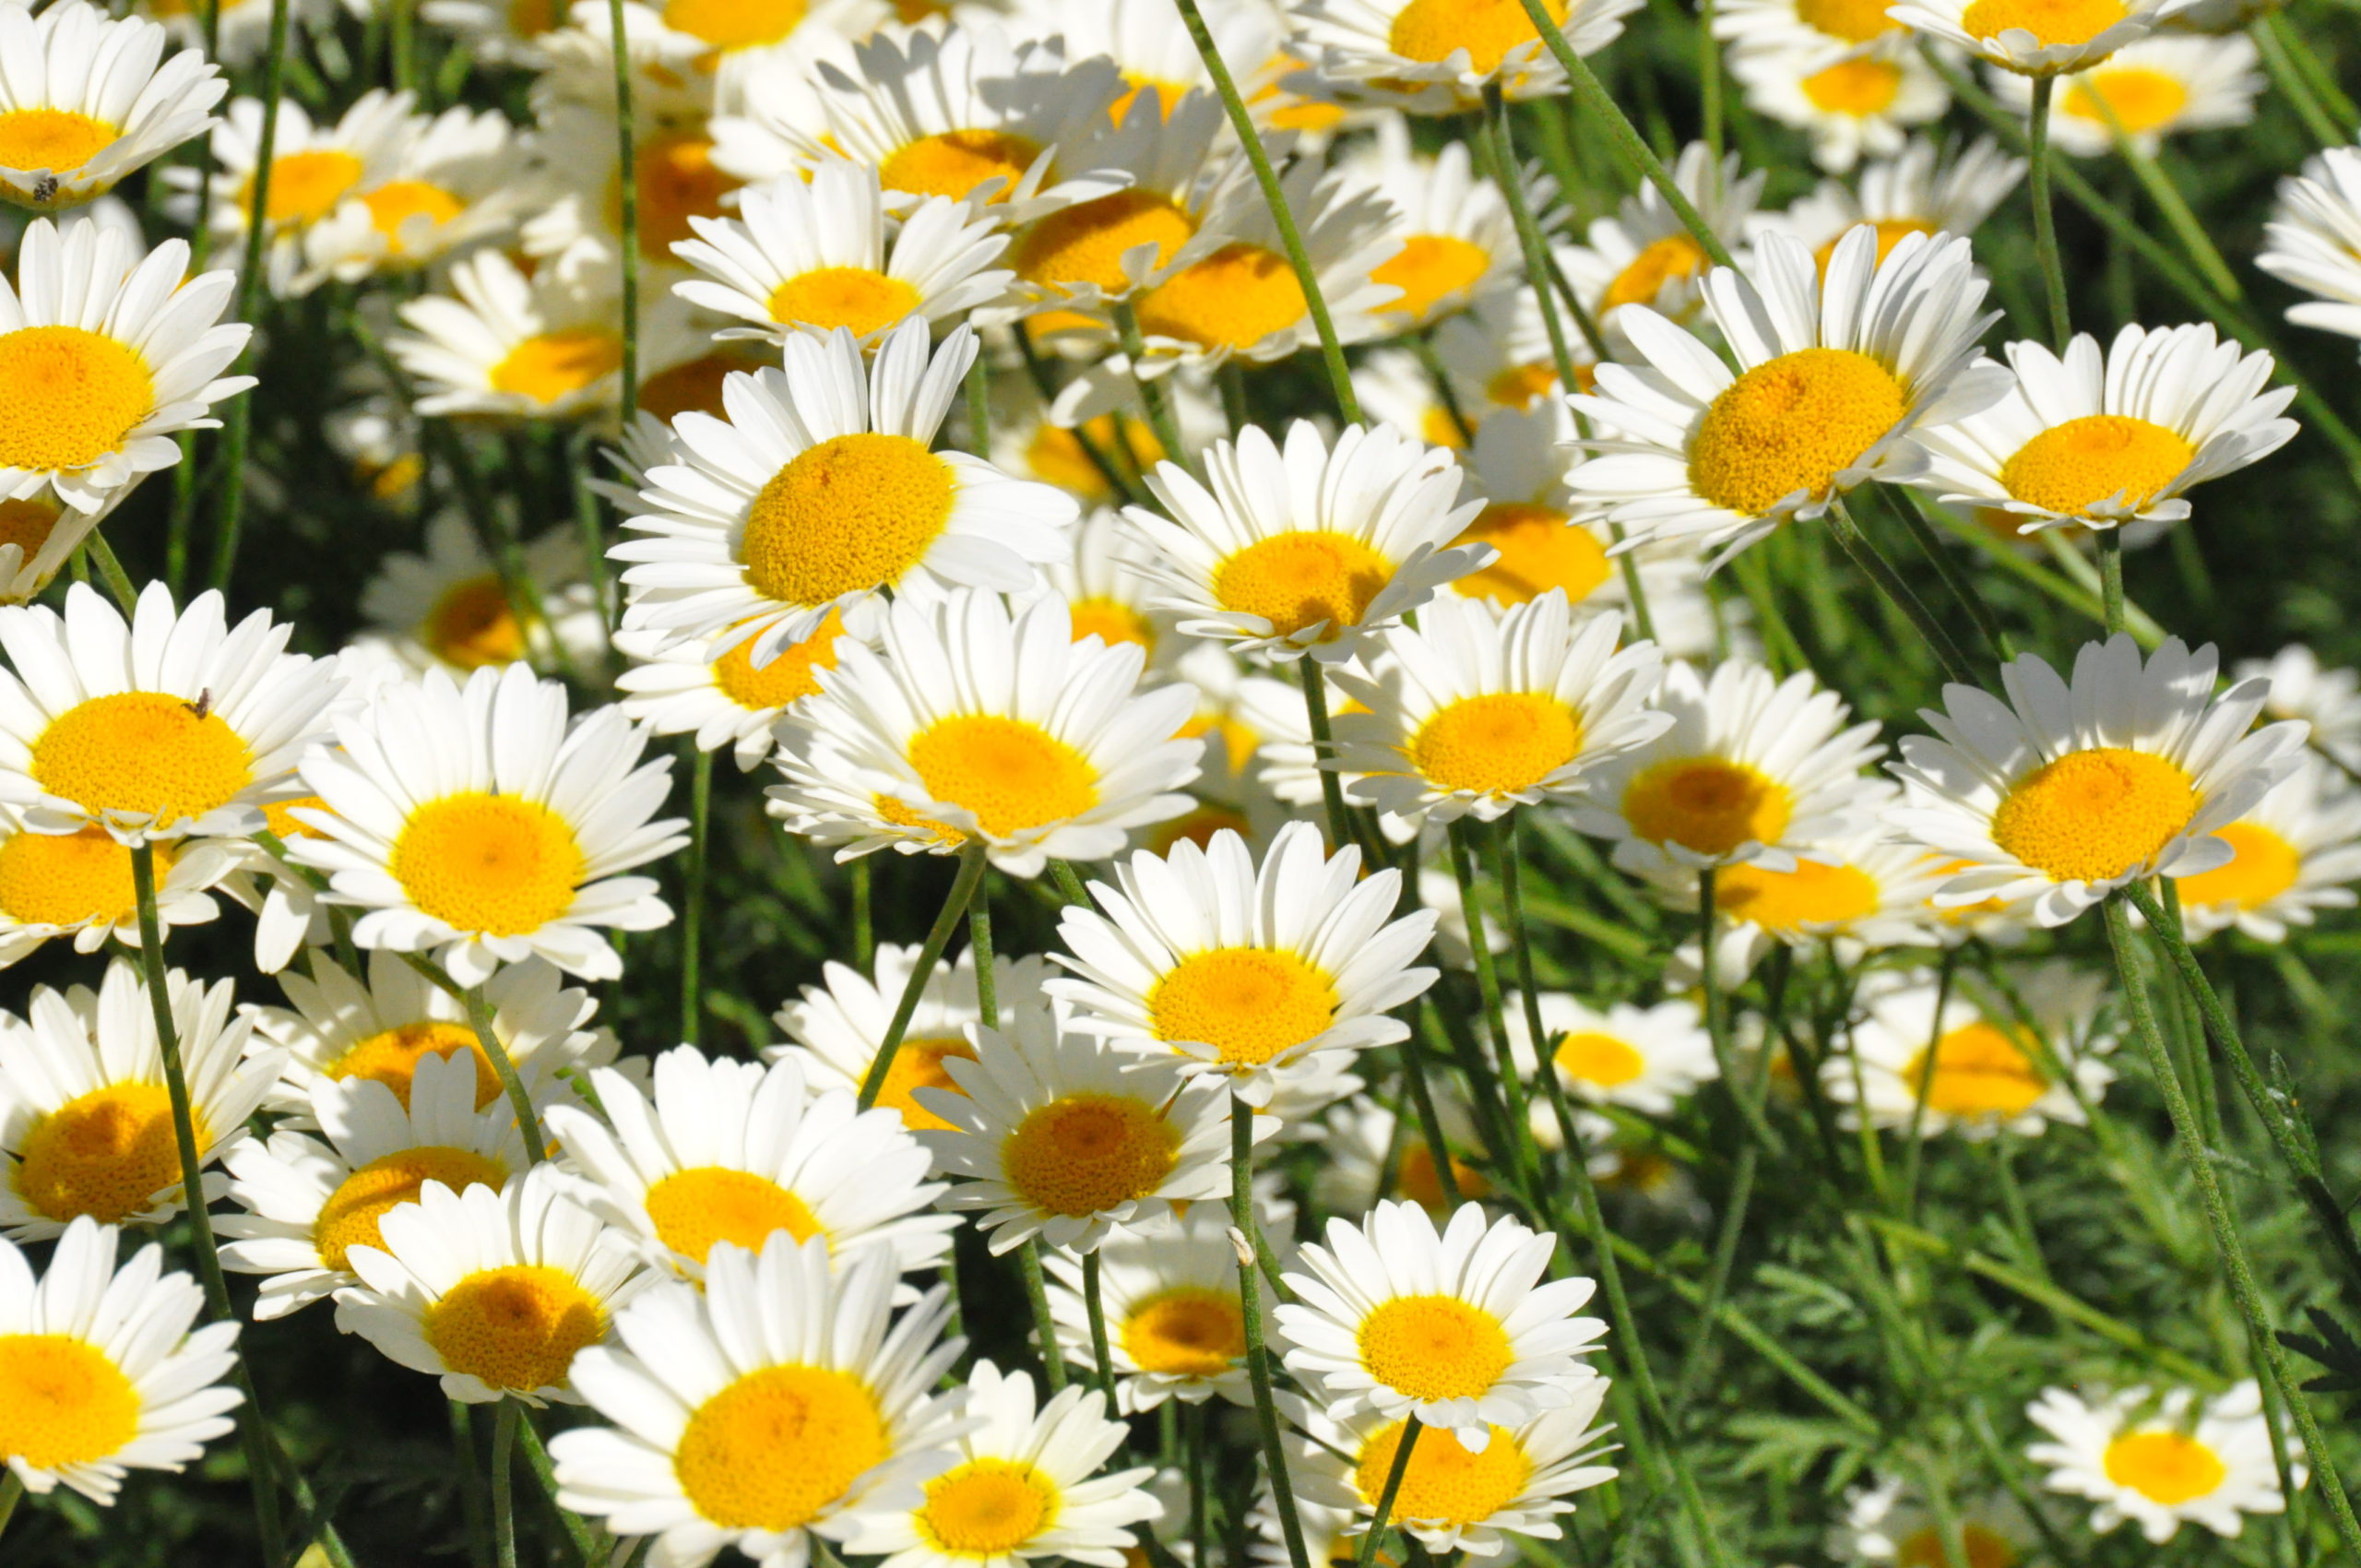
[1566,225,2008,564]
[178,91,417,296]
[672,159,1014,348]
[1833,1475,2033,1567]
[1556,143,1762,329]
[917,1005,1234,1255]
[0,812,237,968]
[517,78,748,275]
[1341,121,1523,327]
[1887,0,2193,76]
[1275,1199,1606,1450]
[298,102,524,288]
[612,605,863,773]
[1038,507,1169,660]
[1714,0,1907,59]
[1043,1206,1254,1411]
[1730,41,1949,174]
[1989,32,2260,155]
[0,1,224,213]
[1442,402,1622,612]
[2026,1381,2298,1542]
[2170,754,2361,943]
[0,960,284,1239]
[1049,822,1440,1102]
[0,215,254,513]
[1311,1096,1495,1216]
[1571,657,1885,879]
[615,319,1077,665]
[0,490,111,607]
[844,1359,1165,1568]
[2259,147,2361,346]
[1889,634,2308,926]
[1501,992,1718,1115]
[1355,347,1471,453]
[333,1162,650,1405]
[1121,420,1487,663]
[0,1216,243,1505]
[544,1046,957,1281]
[552,1233,967,1568]
[218,1048,525,1321]
[1014,0,1279,123]
[1774,135,2024,268]
[1330,589,1670,825]
[1287,0,1644,113]
[767,588,1201,877]
[357,510,606,675]
[2236,644,2361,767]
[287,660,688,985]
[0,580,338,843]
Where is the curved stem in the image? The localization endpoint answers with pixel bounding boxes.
[0,1472,21,1544]
[2026,76,2069,354]
[514,1408,600,1567]
[80,529,141,617]
[1825,498,1978,687]
[1233,1089,1314,1568]
[857,841,990,1110]
[680,745,713,1048]
[1296,655,1358,857]
[1111,301,1192,475]
[466,984,547,1165]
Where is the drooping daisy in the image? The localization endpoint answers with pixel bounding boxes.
[768,588,1201,877]
[1909,324,2296,535]
[1275,1199,1606,1450]
[1501,992,1718,1115]
[2169,754,2361,943]
[845,1358,1165,1568]
[1043,1206,1253,1411]
[1774,135,2024,268]
[551,1233,967,1568]
[1566,225,2007,564]
[2236,644,2361,768]
[0,2,226,212]
[1730,41,1949,174]
[0,811,237,968]
[1571,657,1885,879]
[1887,0,2193,76]
[1833,1475,2034,1567]
[334,1162,650,1404]
[1340,121,1522,327]
[2258,147,2361,346]
[1988,32,2259,155]
[298,102,524,288]
[1121,419,1488,663]
[0,215,254,512]
[2026,1381,2298,1542]
[1555,143,1762,330]
[1287,0,1643,114]
[0,960,284,1239]
[178,91,418,296]
[615,319,1077,665]
[1049,823,1440,1102]
[287,661,687,984]
[917,1005,1234,1254]
[0,1216,243,1505]
[218,1047,525,1321]
[356,510,607,675]
[1890,634,2308,926]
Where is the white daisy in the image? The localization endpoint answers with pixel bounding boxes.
[0,811,236,968]
[1340,119,1523,327]
[1730,41,1949,174]
[178,90,418,297]
[2259,146,2361,346]
[0,490,111,608]
[2169,754,2361,943]
[1433,279,1596,422]
[1287,0,1644,114]
[1556,143,1762,330]
[1833,1475,2034,1567]
[298,102,525,288]
[2026,1381,2299,1542]
[1887,0,2195,76]
[358,510,607,676]
[1441,402,1622,612]
[1042,1204,1254,1411]
[1014,0,1279,123]
[2236,644,2361,768]
[0,1,225,212]
[1714,0,1909,60]
[612,604,865,772]
[1773,135,2024,267]
[1311,1094,1497,1216]
[1501,992,1718,1115]
[1987,32,2259,155]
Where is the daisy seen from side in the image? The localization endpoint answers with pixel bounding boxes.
[2258,146,2361,346]
[1887,0,2194,76]
[1988,31,2259,155]
[0,1,225,213]
[1287,0,1644,114]
[1501,992,1718,1115]
[2167,753,2361,943]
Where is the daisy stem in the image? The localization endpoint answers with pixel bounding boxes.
[1694,869,1781,1156]
[851,855,874,968]
[971,891,998,1031]
[2100,895,2361,1562]
[129,842,287,1564]
[2036,529,2167,647]
[1017,1241,1071,1393]
[1354,1416,1423,1568]
[680,745,712,1048]
[2094,529,2125,636]
[451,1400,493,1568]
[80,528,141,618]
[513,1406,602,1566]
[1111,302,1193,480]
[1230,1087,1318,1568]
[1398,1014,1464,1206]
[2082,90,2242,303]
[1696,0,1722,156]
[967,354,992,456]
[1186,1401,1209,1568]
[1161,0,1363,425]
[1823,498,1979,688]
[2252,13,2355,149]
[857,841,990,1111]
[1082,1249,1121,1408]
[491,1397,520,1568]
[1050,859,1093,908]
[1881,487,2013,664]
[606,0,641,419]
[465,983,548,1165]
[1295,654,1360,858]
[1409,329,1477,447]
[1446,821,1540,1191]
[2025,76,2071,355]
[0,1473,18,1541]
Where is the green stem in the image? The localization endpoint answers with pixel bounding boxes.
[2083,89,2242,302]
[2036,529,2166,647]
[1296,655,1358,856]
[1354,1417,1423,1568]
[1018,1240,1070,1393]
[81,529,141,616]
[680,745,712,1048]
[466,984,547,1165]
[1082,1249,1121,1408]
[1447,822,1537,1191]
[492,1398,519,1568]
[1824,498,1978,686]
[2253,13,2354,148]
[1882,488,2012,662]
[1050,859,1092,908]
[966,353,991,456]
[452,1399,492,1568]
[1112,301,1192,474]
[2096,528,2124,636]
[1233,1089,1315,1568]
[2026,76,2069,353]
[514,1412,599,1567]
[857,842,990,1110]
[851,854,873,968]
[1186,1401,1209,1568]
[606,0,641,418]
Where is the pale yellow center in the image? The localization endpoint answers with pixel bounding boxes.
[390,791,587,936]
[0,326,153,471]
[1135,243,1306,350]
[1000,1091,1180,1216]
[907,715,1099,837]
[1815,219,1932,276]
[880,130,1043,205]
[1714,856,1880,931]
[489,328,623,407]
[873,1036,978,1133]
[363,179,467,253]
[1374,234,1490,320]
[1122,1287,1245,1377]
[1069,597,1156,653]
[1690,348,1905,517]
[742,432,955,609]
[643,1168,822,1264]
[1013,189,1199,294]
[1797,0,1900,41]
[0,109,117,176]
[1026,414,1162,502]
[0,1335,139,1471]
[2103,1429,2228,1505]
[1148,946,1339,1066]
[676,1364,887,1528]
[1213,530,1392,639]
[255,148,364,226]
[1902,1021,2047,1117]
[1356,1420,1528,1525]
[423,1264,604,1393]
[1411,693,1580,795]
[662,0,804,47]
[2174,821,2301,912]
[314,1146,509,1270]
[1554,1031,1646,1089]
[1357,1295,1513,1400]
[31,690,253,827]
[1999,414,2196,515]
[1990,746,2196,883]
[1621,756,1792,858]
[767,267,921,337]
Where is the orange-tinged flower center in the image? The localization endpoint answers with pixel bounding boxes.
[1602,234,1705,315]
[676,1364,888,1528]
[16,1081,199,1224]
[1713,856,1881,931]
[1999,414,2196,516]
[1689,348,1906,517]
[1135,243,1306,350]
[1373,233,1490,321]
[1620,756,1792,858]
[2062,65,2190,132]
[1453,503,1611,606]
[1801,57,1904,113]
[1000,1091,1180,1216]
[1990,746,2196,884]
[1902,1021,2047,1117]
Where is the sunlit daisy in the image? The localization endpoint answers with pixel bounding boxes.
[2258,147,2361,346]
[1887,0,2194,76]
[1440,402,1617,612]
[299,102,524,288]
[1567,225,2007,564]
[0,959,283,1239]
[1341,121,1522,327]
[1501,992,1717,1115]
[288,660,687,984]
[1356,346,1471,453]
[0,809,236,968]
[357,510,606,676]
[333,1162,649,1404]
[612,606,861,772]
[1825,961,2115,1138]
[1988,32,2258,154]
[1288,0,1643,113]
[616,319,1076,664]
[987,372,1200,507]
[1556,143,1762,330]
[1433,284,1596,423]
[1774,135,2024,268]
[551,1233,967,1568]
[0,1216,243,1504]
[0,1,225,213]
[519,92,745,278]
[0,491,109,607]
[2026,1381,2298,1542]
[845,1358,1165,1568]
[179,91,417,296]
[1043,1206,1253,1410]
[1890,634,2308,926]
[917,1004,1234,1254]
[2169,754,2361,943]
[1834,1475,2034,1568]
[1730,41,1948,174]
[1050,822,1440,1101]
[2236,644,2361,768]
[1275,1199,1605,1449]
[218,1047,524,1321]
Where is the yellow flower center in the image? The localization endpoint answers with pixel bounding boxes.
[30,689,253,827]
[0,824,155,929]
[0,109,118,177]
[2063,65,2189,131]
[1212,530,1393,639]
[0,325,154,472]
[640,349,764,425]
[314,1146,510,1270]
[489,327,624,408]
[1013,189,1200,295]
[618,130,740,261]
[1553,1031,1646,1089]
[880,130,1044,206]
[423,1264,605,1394]
[1990,746,2197,884]
[1999,414,2196,516]
[714,609,845,712]
[1902,1021,2047,1117]
[1620,756,1792,858]
[1898,1525,2018,1568]
[0,1335,139,1471]
[1373,234,1490,321]
[1713,856,1880,931]
[422,575,526,669]
[1797,0,1900,41]
[1411,692,1581,795]
[1148,946,1339,1066]
[1356,1294,1513,1400]
[1815,219,1932,276]
[874,1036,979,1133]
[1026,415,1162,502]
[1958,0,2127,43]
[676,1363,888,1528]
[2173,820,2301,912]
[1356,1420,1528,1525]
[875,792,968,848]
[1422,407,1468,451]
[391,791,587,937]
[263,792,331,841]
[363,179,469,254]
[510,0,558,33]
[1000,1091,1180,1217]
[1486,362,1563,410]
[2102,1429,2228,1505]
[766,267,922,338]
[1109,78,1193,123]
[1069,596,1156,653]
[1121,1286,1245,1377]
[253,148,364,226]
[917,1459,1060,1556]
[1386,0,1566,71]
[906,715,1099,837]
[0,494,61,557]
[661,0,804,47]
[643,1168,823,1265]
[326,1024,504,1111]
[1601,234,1705,315]
[1801,57,1904,113]
[741,431,955,610]
[1689,348,1906,518]
[1134,243,1306,350]
[15,1082,199,1224]
[1179,712,1261,778]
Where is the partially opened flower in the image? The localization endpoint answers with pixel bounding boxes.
[299,101,522,287]
[2026,1381,2298,1542]
[2168,754,2361,943]
[612,604,860,772]
[0,1,225,211]
[1342,123,1522,327]
[2258,147,2361,346]
[179,90,418,296]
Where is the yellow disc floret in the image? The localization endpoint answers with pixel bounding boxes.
[423,1264,605,1394]
[1373,234,1490,321]
[326,1022,504,1111]
[0,494,62,557]
[1453,505,1611,608]
[1122,1287,1246,1377]
[256,149,365,226]
[1815,220,1933,276]
[363,179,468,255]
[1989,746,2196,884]
[0,824,150,929]
[1902,1022,2047,1118]
[15,1082,197,1224]
[1553,1031,1645,1090]
[1000,1092,1180,1217]
[2063,66,2189,132]
[1013,189,1199,295]
[1601,234,1704,315]
[1620,756,1792,858]
[1212,530,1393,640]
[1689,348,1906,518]
[2102,1430,2228,1506]
[422,576,527,670]
[1357,1419,1529,1525]
[1801,57,1904,113]
[1396,1141,1491,1209]
[0,1334,140,1471]
[1134,243,1306,350]
[0,326,154,471]
[741,432,956,609]
[490,327,624,408]
[625,130,739,261]
[874,1036,979,1133]
[1386,0,1566,71]
[1797,0,1899,41]
[1712,857,1880,932]
[2173,821,2301,913]
[661,0,805,48]
[907,715,1100,837]
[391,791,587,936]
[30,690,253,829]
[1410,692,1581,796]
[1148,946,1339,1066]
[767,268,922,338]
[1356,1294,1513,1401]
[1957,0,2127,44]
[1897,1525,2019,1568]
[1069,597,1156,653]
[916,1459,1060,1556]
[676,1363,888,1529]
[881,130,1044,205]
[643,1168,823,1265]
[314,1147,510,1270]
[713,610,846,712]
[0,110,118,178]
[1999,414,2196,517]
